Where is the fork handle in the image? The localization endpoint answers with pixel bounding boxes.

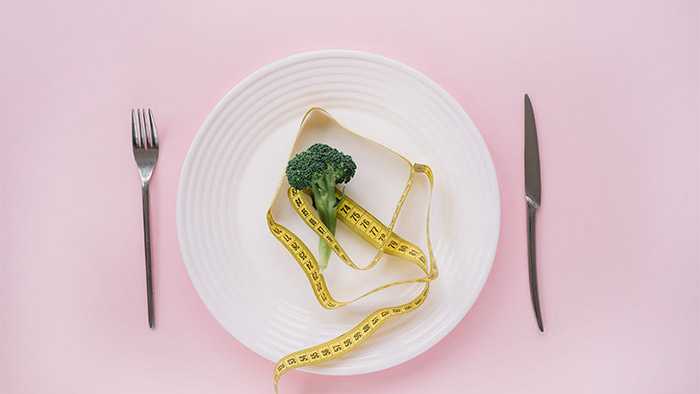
[141,182,155,329]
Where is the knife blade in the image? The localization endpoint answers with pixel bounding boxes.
[524,94,544,332]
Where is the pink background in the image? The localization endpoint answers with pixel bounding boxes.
[2,1,698,393]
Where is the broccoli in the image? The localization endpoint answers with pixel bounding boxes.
[286,143,357,270]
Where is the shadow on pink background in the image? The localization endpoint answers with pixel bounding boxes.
[2,1,698,393]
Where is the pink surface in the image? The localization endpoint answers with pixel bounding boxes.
[2,1,698,393]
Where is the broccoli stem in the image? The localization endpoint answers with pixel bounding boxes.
[311,169,339,270]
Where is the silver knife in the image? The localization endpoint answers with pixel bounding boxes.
[524,94,544,332]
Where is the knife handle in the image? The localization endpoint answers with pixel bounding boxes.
[527,204,544,332]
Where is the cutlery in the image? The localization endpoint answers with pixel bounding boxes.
[524,94,544,332]
[131,108,159,329]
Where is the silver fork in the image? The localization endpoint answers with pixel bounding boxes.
[131,108,159,329]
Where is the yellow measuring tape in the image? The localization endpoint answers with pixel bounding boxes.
[266,108,438,393]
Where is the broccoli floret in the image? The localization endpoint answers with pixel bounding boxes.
[286,143,357,270]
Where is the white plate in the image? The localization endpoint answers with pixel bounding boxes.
[177,50,500,375]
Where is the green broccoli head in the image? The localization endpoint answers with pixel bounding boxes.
[285,143,357,190]
[285,143,357,270]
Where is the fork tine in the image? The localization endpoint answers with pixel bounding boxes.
[148,109,158,147]
[136,109,143,148]
[132,109,141,148]
[142,108,152,148]
[138,109,148,149]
